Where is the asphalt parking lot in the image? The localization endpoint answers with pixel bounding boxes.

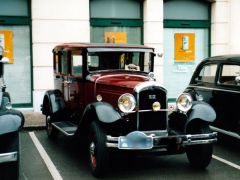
[19,127,240,180]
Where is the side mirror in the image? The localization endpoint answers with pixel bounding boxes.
[235,76,240,85]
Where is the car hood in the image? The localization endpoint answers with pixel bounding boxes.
[87,71,150,89]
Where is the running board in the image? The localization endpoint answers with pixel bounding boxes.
[210,126,240,140]
[52,122,77,136]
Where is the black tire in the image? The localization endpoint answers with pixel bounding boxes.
[0,132,19,180]
[88,121,109,177]
[186,124,213,169]
[46,115,58,139]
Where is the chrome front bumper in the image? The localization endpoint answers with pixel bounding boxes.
[0,152,18,163]
[106,131,217,150]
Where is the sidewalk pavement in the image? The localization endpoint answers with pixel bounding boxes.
[21,111,46,130]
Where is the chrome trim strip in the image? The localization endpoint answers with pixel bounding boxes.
[122,109,169,114]
[183,139,217,146]
[210,126,240,140]
[0,152,18,163]
[137,91,140,129]
[106,143,118,148]
[106,132,217,148]
[52,122,76,136]
[189,85,240,94]
[134,81,166,93]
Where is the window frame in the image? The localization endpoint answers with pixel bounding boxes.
[0,0,32,108]
[218,63,240,87]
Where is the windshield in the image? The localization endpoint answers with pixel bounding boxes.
[87,50,153,73]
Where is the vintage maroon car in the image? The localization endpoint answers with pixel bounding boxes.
[41,43,217,177]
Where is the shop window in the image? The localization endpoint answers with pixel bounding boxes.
[164,0,209,20]
[90,0,143,45]
[0,0,29,16]
[91,0,141,19]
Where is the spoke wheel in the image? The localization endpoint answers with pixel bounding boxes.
[88,121,109,177]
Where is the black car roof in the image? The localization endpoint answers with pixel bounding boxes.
[205,54,240,63]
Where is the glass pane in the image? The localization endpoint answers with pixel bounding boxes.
[90,0,141,19]
[72,55,82,76]
[163,28,209,98]
[0,0,28,16]
[164,0,209,20]
[220,64,240,85]
[87,51,152,73]
[200,64,217,83]
[0,25,31,104]
[61,51,68,74]
[91,26,141,45]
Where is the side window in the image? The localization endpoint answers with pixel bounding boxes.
[61,51,69,74]
[53,51,60,73]
[219,64,240,85]
[71,50,83,76]
[88,52,99,71]
[198,64,217,83]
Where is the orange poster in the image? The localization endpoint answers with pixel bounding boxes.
[104,32,127,44]
[0,30,13,63]
[174,33,195,62]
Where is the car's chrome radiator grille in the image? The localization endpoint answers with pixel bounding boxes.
[137,88,167,131]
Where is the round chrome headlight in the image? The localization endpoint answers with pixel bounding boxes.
[176,93,193,112]
[118,93,136,113]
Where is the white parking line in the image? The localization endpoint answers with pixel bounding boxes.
[212,155,240,170]
[29,132,63,180]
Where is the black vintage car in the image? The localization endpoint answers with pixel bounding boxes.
[0,46,25,179]
[184,55,240,139]
[42,43,217,177]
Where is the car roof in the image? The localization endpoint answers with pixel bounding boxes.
[204,54,240,63]
[53,42,154,51]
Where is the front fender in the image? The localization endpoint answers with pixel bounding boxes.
[168,101,216,133]
[82,102,121,123]
[0,110,24,135]
[187,101,216,123]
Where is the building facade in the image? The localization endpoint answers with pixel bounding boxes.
[0,0,239,111]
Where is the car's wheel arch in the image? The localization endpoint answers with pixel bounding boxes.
[78,102,121,135]
[185,101,216,133]
[42,89,65,115]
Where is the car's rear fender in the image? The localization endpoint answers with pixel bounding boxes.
[0,110,24,135]
[42,90,65,115]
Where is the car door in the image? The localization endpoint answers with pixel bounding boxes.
[213,63,240,134]
[59,50,71,102]
[68,50,85,116]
